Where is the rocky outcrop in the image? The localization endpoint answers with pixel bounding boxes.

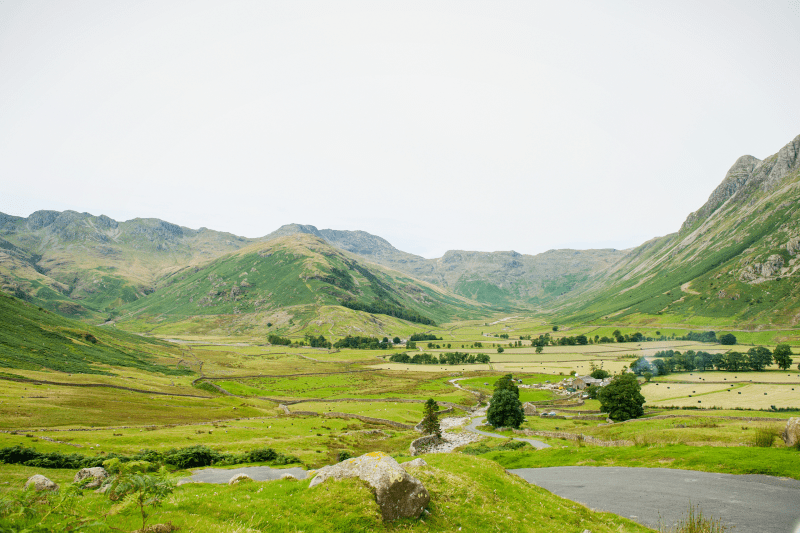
[308,452,429,521]
[24,474,59,492]
[782,417,800,447]
[740,254,785,282]
[522,402,538,415]
[681,155,760,231]
[228,473,253,485]
[786,237,800,256]
[74,467,108,489]
[682,135,800,232]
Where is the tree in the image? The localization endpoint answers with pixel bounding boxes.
[494,374,519,398]
[487,389,524,428]
[535,345,543,354]
[719,333,737,345]
[746,346,773,371]
[420,398,441,438]
[475,353,490,364]
[575,334,588,345]
[590,368,610,379]
[392,337,401,344]
[724,351,744,372]
[773,344,794,370]
[552,325,558,331]
[598,373,645,422]
[497,346,504,353]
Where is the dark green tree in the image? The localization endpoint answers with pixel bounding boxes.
[486,389,524,428]
[746,346,773,371]
[724,351,744,372]
[420,398,441,438]
[535,345,543,354]
[575,334,588,345]
[773,344,794,370]
[719,333,737,345]
[494,374,519,398]
[393,337,401,344]
[598,373,645,422]
[497,346,504,353]
[590,368,610,379]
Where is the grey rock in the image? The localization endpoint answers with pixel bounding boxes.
[782,417,800,447]
[309,452,430,521]
[74,467,108,489]
[402,458,428,469]
[24,474,58,492]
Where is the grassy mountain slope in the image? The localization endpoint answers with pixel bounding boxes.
[0,210,253,319]
[558,134,800,327]
[261,224,626,308]
[0,291,188,375]
[114,234,488,336]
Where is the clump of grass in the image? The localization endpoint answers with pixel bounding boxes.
[752,427,777,448]
[661,504,727,532]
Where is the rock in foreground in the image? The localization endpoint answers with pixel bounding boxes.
[782,417,800,447]
[309,452,429,520]
[74,467,108,489]
[24,475,59,492]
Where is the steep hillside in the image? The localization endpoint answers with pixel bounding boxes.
[0,291,188,375]
[0,210,253,318]
[263,224,625,307]
[559,134,800,326]
[115,234,488,336]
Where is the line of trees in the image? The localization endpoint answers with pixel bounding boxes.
[388,352,491,365]
[333,335,393,350]
[340,299,435,325]
[634,344,793,374]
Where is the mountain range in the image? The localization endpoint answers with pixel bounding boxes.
[1,133,798,333]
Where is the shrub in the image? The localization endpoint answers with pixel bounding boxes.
[752,427,777,448]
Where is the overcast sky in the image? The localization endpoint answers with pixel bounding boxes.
[1,1,799,258]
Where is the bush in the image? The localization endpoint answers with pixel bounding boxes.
[752,427,777,448]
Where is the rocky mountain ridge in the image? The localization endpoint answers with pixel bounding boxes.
[559,133,800,326]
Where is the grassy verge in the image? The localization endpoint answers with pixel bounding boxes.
[0,455,654,532]
[479,444,800,479]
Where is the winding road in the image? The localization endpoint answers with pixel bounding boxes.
[510,466,800,533]
[465,416,550,449]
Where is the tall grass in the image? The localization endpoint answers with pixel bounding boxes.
[661,504,728,533]
[752,426,777,447]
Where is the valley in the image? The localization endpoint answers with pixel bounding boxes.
[1,133,800,531]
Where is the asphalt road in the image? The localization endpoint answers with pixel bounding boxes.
[178,465,308,485]
[465,416,551,449]
[510,466,800,533]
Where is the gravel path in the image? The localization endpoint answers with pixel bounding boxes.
[465,416,551,449]
[510,466,800,533]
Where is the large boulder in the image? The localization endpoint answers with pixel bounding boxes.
[782,417,800,447]
[74,467,108,489]
[24,475,59,492]
[309,452,429,520]
[522,402,537,415]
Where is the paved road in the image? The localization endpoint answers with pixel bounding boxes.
[178,465,308,485]
[465,416,550,449]
[510,466,800,533]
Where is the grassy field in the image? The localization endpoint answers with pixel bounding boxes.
[3,305,800,531]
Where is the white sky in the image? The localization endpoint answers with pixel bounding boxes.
[1,1,799,258]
